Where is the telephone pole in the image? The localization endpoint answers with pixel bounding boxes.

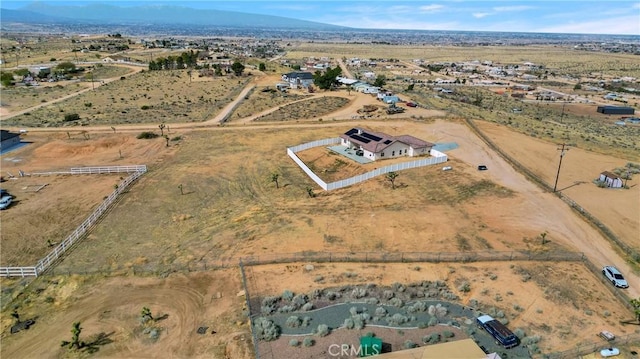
[553,143,570,192]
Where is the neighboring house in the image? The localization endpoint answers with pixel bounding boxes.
[340,127,434,161]
[281,72,314,89]
[0,130,21,151]
[599,171,623,188]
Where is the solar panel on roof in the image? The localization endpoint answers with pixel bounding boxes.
[345,128,358,136]
[384,140,392,144]
[350,134,371,143]
[361,132,383,141]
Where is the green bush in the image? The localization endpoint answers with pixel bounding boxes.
[442,330,455,338]
[137,131,159,139]
[253,317,280,341]
[302,337,315,347]
[141,105,151,110]
[315,324,330,337]
[286,316,301,328]
[63,113,80,122]
[289,339,299,347]
[403,340,416,349]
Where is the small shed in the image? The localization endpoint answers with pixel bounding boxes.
[360,336,382,357]
[599,171,623,188]
[597,106,635,115]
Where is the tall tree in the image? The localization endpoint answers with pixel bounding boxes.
[631,298,640,323]
[231,62,245,76]
[313,66,342,90]
[373,74,387,87]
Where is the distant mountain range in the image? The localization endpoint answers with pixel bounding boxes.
[0,2,347,30]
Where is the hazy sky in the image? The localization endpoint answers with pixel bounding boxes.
[3,1,640,35]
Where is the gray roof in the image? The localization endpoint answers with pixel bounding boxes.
[340,128,433,154]
[284,71,314,80]
[0,130,20,142]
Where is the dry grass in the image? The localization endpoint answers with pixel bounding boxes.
[253,96,350,122]
[3,69,250,127]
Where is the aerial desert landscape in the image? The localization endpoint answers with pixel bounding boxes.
[0,3,639,358]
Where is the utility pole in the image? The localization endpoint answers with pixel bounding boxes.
[553,143,570,192]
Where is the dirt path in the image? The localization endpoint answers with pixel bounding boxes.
[433,122,639,298]
[1,69,636,300]
[0,64,144,121]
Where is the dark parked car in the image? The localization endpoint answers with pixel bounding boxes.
[406,102,417,107]
[478,165,488,171]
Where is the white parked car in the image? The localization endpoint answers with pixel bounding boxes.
[602,266,629,288]
[0,195,12,210]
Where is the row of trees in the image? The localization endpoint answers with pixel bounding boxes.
[148,50,198,71]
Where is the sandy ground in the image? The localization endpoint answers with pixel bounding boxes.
[0,270,253,359]
[1,66,639,359]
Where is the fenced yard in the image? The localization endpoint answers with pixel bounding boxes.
[0,165,147,277]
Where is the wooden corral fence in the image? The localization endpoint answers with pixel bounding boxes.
[0,165,147,278]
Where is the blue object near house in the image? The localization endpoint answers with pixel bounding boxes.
[382,95,400,104]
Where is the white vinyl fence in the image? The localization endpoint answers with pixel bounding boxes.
[0,165,147,278]
[288,139,448,191]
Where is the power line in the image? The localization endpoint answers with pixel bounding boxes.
[553,143,570,192]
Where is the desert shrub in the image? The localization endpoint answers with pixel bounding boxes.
[496,310,505,318]
[289,339,300,347]
[584,309,593,316]
[382,290,394,300]
[364,332,375,337]
[442,331,455,338]
[148,327,161,341]
[468,299,479,308]
[514,328,526,339]
[286,316,302,328]
[434,303,448,317]
[603,310,611,317]
[302,316,312,327]
[291,294,308,309]
[498,317,509,325]
[442,291,459,300]
[84,102,92,108]
[141,105,151,110]
[353,317,365,329]
[326,291,340,300]
[351,287,367,299]
[424,333,441,344]
[465,326,476,336]
[375,307,387,317]
[489,273,498,280]
[418,322,428,329]
[403,340,416,349]
[303,337,315,347]
[282,290,294,301]
[388,297,403,308]
[513,304,524,312]
[395,283,407,292]
[301,303,313,312]
[279,305,295,313]
[458,281,471,292]
[253,317,280,341]
[63,113,80,122]
[343,318,355,329]
[314,275,324,282]
[365,298,378,305]
[387,313,408,326]
[428,316,438,327]
[311,289,322,298]
[521,335,541,346]
[137,131,159,139]
[315,324,330,337]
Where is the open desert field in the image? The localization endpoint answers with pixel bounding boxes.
[1,35,639,359]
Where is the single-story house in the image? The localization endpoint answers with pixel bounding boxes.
[0,130,21,151]
[340,127,434,161]
[281,72,314,89]
[599,171,623,188]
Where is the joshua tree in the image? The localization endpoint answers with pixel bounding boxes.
[178,184,184,195]
[164,135,170,147]
[306,187,316,198]
[540,231,548,245]
[61,322,83,349]
[141,306,153,322]
[158,123,166,136]
[631,298,640,323]
[271,173,280,189]
[386,171,399,189]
